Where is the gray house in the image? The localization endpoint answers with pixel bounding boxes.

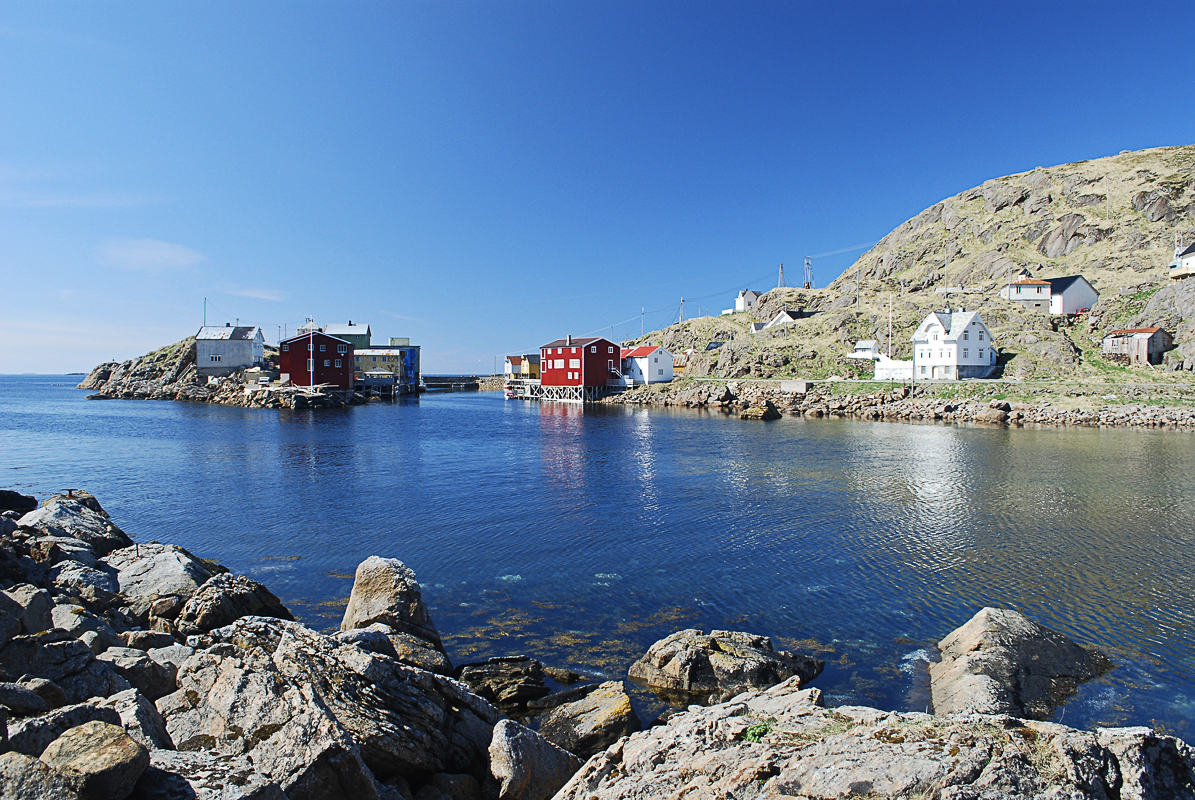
[1101,327,1172,366]
[195,325,266,378]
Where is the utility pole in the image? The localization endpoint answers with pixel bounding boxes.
[778,263,785,289]
[203,298,207,327]
[641,308,644,336]
[803,257,813,289]
[680,297,684,323]
[888,294,893,357]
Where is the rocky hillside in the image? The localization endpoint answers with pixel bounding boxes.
[77,338,198,399]
[633,144,1195,382]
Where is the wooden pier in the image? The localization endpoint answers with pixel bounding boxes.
[505,378,625,403]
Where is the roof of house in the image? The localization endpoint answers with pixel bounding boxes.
[764,309,802,328]
[506,355,523,365]
[1007,278,1052,286]
[1180,242,1195,257]
[1106,327,1164,336]
[621,346,661,359]
[540,336,608,349]
[324,323,370,336]
[355,348,407,356]
[738,289,762,298]
[854,340,878,349]
[196,326,261,341]
[911,310,987,342]
[1046,275,1096,295]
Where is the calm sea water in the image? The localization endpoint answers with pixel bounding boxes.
[3,375,1194,735]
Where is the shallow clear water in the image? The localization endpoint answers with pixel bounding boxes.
[3,375,1194,734]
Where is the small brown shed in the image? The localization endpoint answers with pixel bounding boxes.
[1101,327,1173,366]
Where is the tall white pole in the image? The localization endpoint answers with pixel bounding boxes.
[889,294,893,357]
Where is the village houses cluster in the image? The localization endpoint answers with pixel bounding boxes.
[194,318,421,396]
[503,252,1188,401]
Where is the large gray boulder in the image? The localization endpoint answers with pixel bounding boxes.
[173,573,293,636]
[97,689,174,751]
[537,681,640,759]
[3,584,54,634]
[49,562,120,606]
[51,604,123,653]
[0,682,49,716]
[18,495,133,557]
[157,617,497,789]
[628,628,825,705]
[0,751,82,800]
[930,607,1113,719]
[0,630,94,684]
[0,590,23,649]
[96,648,176,701]
[0,489,37,515]
[333,623,452,675]
[553,675,1195,800]
[99,544,224,618]
[488,720,580,800]
[339,556,443,650]
[39,721,150,800]
[129,749,286,800]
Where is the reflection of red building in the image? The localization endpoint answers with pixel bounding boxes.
[279,332,354,388]
[540,336,620,388]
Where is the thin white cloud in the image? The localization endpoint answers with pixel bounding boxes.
[225,287,286,303]
[96,238,204,272]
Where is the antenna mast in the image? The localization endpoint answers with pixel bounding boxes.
[778,263,785,288]
[680,297,684,323]
[803,257,813,289]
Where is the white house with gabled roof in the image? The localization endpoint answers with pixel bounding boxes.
[195,324,265,378]
[911,309,998,380]
[619,345,674,385]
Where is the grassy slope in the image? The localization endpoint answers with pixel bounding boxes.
[625,145,1195,399]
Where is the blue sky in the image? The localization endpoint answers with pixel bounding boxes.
[3,1,1194,374]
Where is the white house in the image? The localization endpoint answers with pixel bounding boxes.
[1171,241,1195,279]
[911,310,998,380]
[847,340,880,359]
[999,274,1099,315]
[846,340,913,381]
[735,289,763,313]
[195,324,265,378]
[620,345,674,385]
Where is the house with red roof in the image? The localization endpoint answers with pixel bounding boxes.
[1101,327,1172,366]
[620,345,674,385]
[999,273,1099,314]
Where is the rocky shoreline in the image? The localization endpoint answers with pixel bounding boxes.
[2,487,1193,799]
[78,339,357,410]
[607,380,1195,429]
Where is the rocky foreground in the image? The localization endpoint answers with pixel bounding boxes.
[608,380,1195,429]
[1,488,1193,799]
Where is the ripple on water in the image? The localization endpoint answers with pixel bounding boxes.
[2,379,1195,736]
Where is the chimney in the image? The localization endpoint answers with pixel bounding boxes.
[567,334,572,346]
[348,320,352,325]
[226,322,231,327]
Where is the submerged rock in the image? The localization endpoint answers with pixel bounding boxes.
[930,606,1113,719]
[340,556,443,650]
[628,628,825,705]
[455,656,550,707]
[537,681,640,759]
[739,399,782,420]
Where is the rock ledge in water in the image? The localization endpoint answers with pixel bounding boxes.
[930,606,1113,719]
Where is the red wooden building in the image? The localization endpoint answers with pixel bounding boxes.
[279,332,354,389]
[540,335,620,394]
